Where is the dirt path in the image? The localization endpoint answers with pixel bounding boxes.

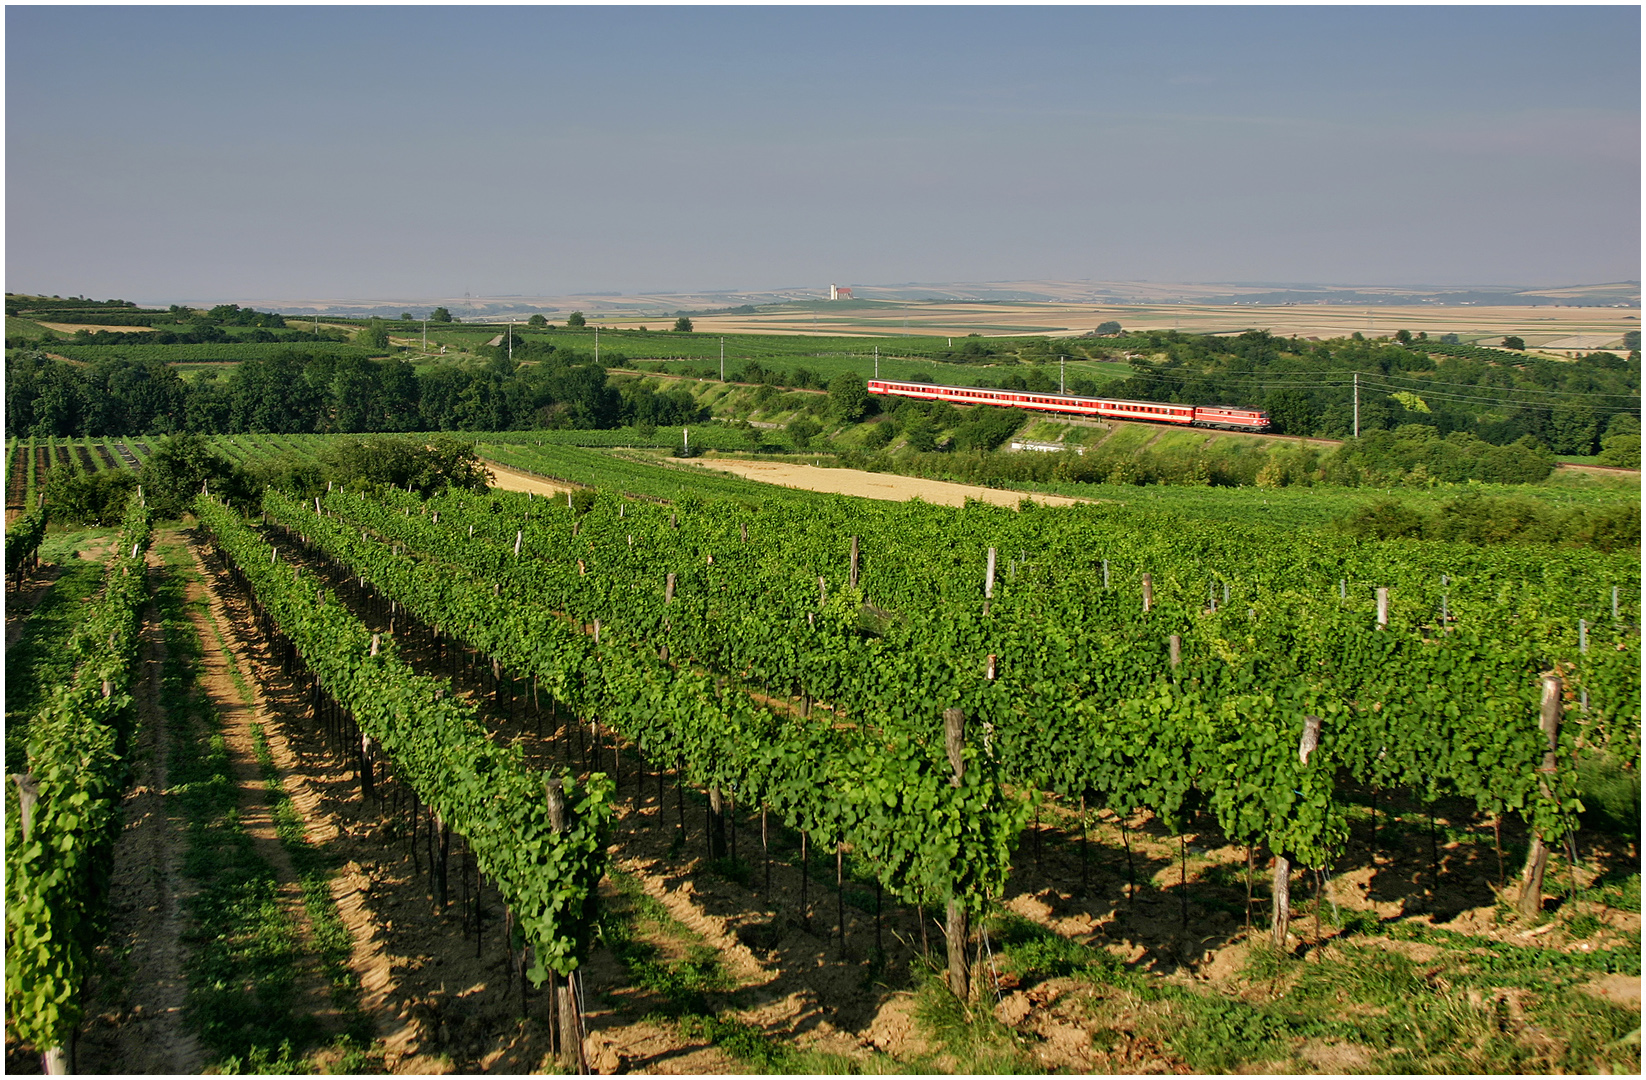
[184,527,425,1067]
[181,536,344,1030]
[1556,461,1642,478]
[76,551,203,1074]
[190,526,548,1072]
[482,460,579,498]
[678,456,1093,507]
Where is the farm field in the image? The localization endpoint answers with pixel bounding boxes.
[4,427,1640,1073]
[625,300,1639,356]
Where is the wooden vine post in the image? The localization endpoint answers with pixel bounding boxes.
[1141,573,1153,613]
[661,573,676,661]
[943,706,970,999]
[984,547,996,615]
[546,780,586,1073]
[849,535,860,590]
[1272,713,1322,948]
[1517,676,1563,918]
[707,786,728,860]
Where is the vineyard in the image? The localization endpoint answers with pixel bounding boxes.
[45,343,378,365]
[2,430,1640,1073]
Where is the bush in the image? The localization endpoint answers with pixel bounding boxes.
[786,418,821,451]
[320,434,490,496]
[901,414,937,453]
[137,433,255,518]
[828,372,871,423]
[950,406,1026,451]
[1336,494,1640,551]
[862,420,896,449]
[1341,499,1424,539]
[1598,432,1640,468]
[42,466,137,525]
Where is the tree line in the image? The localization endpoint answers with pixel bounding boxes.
[5,348,705,438]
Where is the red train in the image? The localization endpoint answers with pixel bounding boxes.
[866,379,1270,432]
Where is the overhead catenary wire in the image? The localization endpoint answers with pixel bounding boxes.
[1104,367,1636,400]
[1094,368,1638,410]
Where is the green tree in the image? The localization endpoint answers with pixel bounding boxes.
[358,318,390,350]
[673,316,694,333]
[902,413,937,452]
[321,434,491,496]
[1262,388,1317,436]
[1549,403,1601,455]
[1598,413,1641,467]
[787,417,820,450]
[430,307,453,323]
[1394,329,1412,344]
[828,372,871,423]
[1598,431,1641,468]
[1502,336,1526,351]
[566,311,586,328]
[400,312,413,322]
[43,466,137,525]
[137,433,254,517]
[1095,320,1122,335]
[527,313,548,327]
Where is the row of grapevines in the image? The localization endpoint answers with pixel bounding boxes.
[314,485,1615,867]
[261,489,1030,917]
[288,488,1350,884]
[6,505,48,577]
[5,495,150,1060]
[192,496,612,985]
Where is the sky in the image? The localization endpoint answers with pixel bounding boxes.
[6,5,1640,304]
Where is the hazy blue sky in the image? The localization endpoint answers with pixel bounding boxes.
[7,5,1639,303]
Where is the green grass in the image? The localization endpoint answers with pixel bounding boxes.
[951,906,1643,1074]
[907,967,1039,1073]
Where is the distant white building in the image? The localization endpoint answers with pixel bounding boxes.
[829,284,853,301]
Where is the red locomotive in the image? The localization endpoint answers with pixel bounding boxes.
[865,379,1270,432]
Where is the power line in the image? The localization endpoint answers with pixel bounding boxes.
[1097,366,1638,403]
[1359,370,1639,400]
[1354,379,1642,413]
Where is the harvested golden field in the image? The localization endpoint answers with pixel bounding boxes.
[668,300,1638,352]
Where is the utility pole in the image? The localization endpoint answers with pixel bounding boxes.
[422,318,427,353]
[594,325,599,365]
[1060,354,1066,394]
[508,321,513,362]
[720,337,725,381]
[874,345,879,380]
[1353,373,1360,438]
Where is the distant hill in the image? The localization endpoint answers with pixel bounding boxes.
[164,279,1640,320]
